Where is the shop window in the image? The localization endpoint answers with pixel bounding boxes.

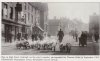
[22,26,25,33]
[2,24,5,38]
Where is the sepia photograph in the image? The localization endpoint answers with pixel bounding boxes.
[1,2,100,55]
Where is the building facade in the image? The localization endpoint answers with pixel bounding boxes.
[48,17,88,36]
[2,2,48,43]
[89,13,99,40]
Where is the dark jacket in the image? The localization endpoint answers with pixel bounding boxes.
[57,30,64,38]
[94,33,99,41]
[57,30,64,42]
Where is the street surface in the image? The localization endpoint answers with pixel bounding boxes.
[1,35,99,55]
[2,41,99,55]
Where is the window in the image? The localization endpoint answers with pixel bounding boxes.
[3,3,8,18]
[10,7,13,19]
[28,13,30,21]
[4,3,7,8]
[2,24,5,37]
[24,14,26,23]
[2,9,3,17]
[24,3,26,10]
[32,7,33,12]
[28,4,30,11]
[31,6,33,12]
[32,15,33,23]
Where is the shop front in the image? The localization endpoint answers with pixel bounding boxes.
[2,19,30,43]
[2,20,16,43]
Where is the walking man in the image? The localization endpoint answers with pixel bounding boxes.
[79,31,87,46]
[57,29,64,43]
[17,33,21,41]
[94,32,99,42]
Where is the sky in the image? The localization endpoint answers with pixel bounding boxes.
[48,3,100,23]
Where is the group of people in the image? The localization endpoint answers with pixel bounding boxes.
[17,32,44,41]
[31,33,43,41]
[17,33,28,41]
[57,29,99,46]
[16,28,99,45]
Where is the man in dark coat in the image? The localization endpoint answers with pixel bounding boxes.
[32,34,35,41]
[75,33,78,42]
[94,32,99,42]
[8,32,12,43]
[34,33,38,41]
[24,33,28,40]
[57,29,64,43]
[80,31,87,46]
[17,33,21,41]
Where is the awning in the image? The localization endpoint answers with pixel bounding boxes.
[2,21,23,27]
[33,25,44,32]
[37,25,44,32]
[2,19,30,27]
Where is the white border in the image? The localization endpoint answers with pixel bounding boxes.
[1,0,100,2]
[0,0,100,61]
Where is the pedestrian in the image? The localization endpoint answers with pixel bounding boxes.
[57,29,64,43]
[17,33,21,41]
[75,33,78,42]
[24,33,28,40]
[39,34,43,40]
[8,32,12,43]
[32,34,35,41]
[80,31,87,46]
[94,32,99,42]
[34,33,38,41]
